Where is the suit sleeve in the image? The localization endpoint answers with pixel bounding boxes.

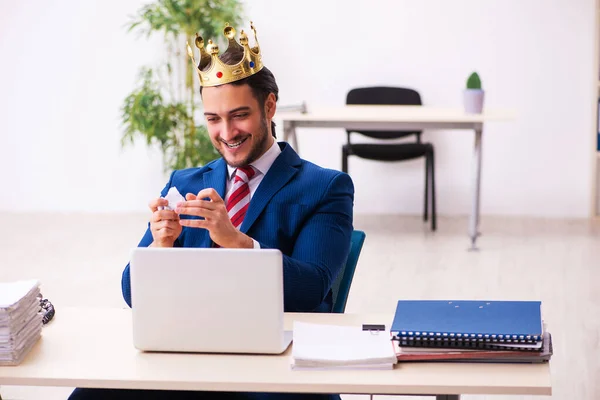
[121,170,180,307]
[276,172,354,312]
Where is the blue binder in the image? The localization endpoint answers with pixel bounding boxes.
[390,300,543,343]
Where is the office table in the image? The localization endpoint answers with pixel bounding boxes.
[276,106,515,249]
[0,308,550,400]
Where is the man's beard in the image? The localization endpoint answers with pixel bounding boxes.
[216,117,270,168]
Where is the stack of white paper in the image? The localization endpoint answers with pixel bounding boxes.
[291,321,398,370]
[0,280,43,366]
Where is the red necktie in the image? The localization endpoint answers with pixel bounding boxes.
[226,166,256,229]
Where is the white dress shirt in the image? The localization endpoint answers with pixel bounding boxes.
[224,139,281,248]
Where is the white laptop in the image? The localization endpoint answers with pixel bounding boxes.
[129,247,292,354]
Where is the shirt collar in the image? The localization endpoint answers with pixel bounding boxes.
[226,139,281,180]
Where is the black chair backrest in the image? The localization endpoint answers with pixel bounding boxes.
[346,86,422,141]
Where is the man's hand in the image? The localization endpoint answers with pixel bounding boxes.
[176,189,253,248]
[148,198,182,247]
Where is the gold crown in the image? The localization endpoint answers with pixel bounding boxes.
[186,22,263,87]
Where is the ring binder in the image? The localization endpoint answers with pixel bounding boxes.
[390,300,544,347]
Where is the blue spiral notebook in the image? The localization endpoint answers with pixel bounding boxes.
[390,300,543,343]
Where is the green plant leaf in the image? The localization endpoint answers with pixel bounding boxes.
[126,0,244,40]
[466,72,482,90]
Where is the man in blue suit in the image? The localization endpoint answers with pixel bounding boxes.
[69,23,353,400]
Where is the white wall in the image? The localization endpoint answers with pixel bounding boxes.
[0,0,595,217]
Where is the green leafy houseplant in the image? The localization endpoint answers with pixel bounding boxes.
[121,0,243,171]
[466,72,482,90]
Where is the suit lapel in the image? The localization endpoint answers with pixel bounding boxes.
[203,159,228,199]
[186,159,228,248]
[241,143,301,233]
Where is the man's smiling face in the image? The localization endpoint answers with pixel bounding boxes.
[202,83,275,168]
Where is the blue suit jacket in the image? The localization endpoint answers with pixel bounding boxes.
[121,142,354,313]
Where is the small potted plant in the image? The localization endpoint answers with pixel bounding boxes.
[463,72,484,114]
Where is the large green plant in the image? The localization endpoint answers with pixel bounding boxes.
[121,0,243,171]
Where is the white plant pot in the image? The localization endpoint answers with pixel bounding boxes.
[463,89,485,114]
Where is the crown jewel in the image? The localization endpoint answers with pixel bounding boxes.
[186,22,263,87]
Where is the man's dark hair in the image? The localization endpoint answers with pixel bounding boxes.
[200,50,279,138]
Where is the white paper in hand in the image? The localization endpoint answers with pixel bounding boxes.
[159,187,185,211]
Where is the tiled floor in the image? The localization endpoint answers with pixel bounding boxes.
[1,212,599,400]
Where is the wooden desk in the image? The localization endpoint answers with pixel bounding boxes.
[0,308,549,399]
[276,105,515,250]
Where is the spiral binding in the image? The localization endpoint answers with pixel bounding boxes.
[395,337,542,351]
[395,330,541,344]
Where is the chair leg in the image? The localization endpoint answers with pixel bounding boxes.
[430,149,437,231]
[342,147,349,174]
[424,155,429,222]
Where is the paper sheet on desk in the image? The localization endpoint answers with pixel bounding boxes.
[291,321,397,369]
[0,280,40,310]
[159,187,185,211]
[0,280,43,366]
